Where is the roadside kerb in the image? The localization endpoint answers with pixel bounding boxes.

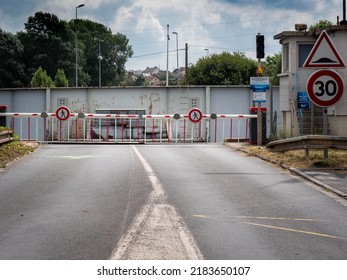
[225,143,347,199]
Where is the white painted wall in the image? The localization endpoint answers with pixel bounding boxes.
[0,86,280,142]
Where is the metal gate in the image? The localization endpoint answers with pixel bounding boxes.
[0,111,257,144]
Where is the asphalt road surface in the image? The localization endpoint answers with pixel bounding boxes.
[0,144,346,260]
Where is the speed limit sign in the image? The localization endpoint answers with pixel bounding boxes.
[306,69,344,107]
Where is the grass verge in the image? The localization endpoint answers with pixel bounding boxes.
[0,141,37,168]
[239,145,347,169]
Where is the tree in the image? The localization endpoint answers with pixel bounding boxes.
[188,52,257,85]
[134,75,147,86]
[30,66,54,87]
[70,19,133,86]
[263,53,281,85]
[55,69,69,87]
[2,11,133,87]
[309,20,333,31]
[0,29,25,88]
[18,11,75,86]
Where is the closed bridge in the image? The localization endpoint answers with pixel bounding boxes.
[0,111,257,144]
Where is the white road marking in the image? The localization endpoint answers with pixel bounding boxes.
[109,146,203,260]
[46,155,111,160]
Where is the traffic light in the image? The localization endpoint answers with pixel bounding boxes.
[256,34,265,59]
[257,66,263,75]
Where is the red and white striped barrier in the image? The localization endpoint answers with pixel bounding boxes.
[0,112,141,143]
[0,111,257,144]
[142,113,257,144]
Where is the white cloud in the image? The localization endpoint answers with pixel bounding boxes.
[0,0,344,70]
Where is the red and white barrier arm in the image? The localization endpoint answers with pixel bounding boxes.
[143,114,175,119]
[84,113,139,119]
[0,113,41,118]
[217,114,257,119]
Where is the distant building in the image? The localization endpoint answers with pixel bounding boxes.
[145,75,164,86]
[143,66,160,76]
[173,67,186,80]
[128,66,182,86]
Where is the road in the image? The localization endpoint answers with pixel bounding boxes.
[0,144,346,259]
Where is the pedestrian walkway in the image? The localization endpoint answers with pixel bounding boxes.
[294,169,347,198]
[226,143,347,199]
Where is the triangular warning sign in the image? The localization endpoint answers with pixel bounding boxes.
[303,30,345,68]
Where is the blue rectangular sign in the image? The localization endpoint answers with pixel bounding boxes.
[250,84,270,91]
[297,91,310,109]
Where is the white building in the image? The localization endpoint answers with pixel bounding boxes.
[274,24,347,137]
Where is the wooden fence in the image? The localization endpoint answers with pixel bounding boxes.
[0,129,14,145]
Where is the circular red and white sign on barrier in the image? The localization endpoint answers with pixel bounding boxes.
[306,69,344,107]
[55,106,70,121]
[188,108,203,123]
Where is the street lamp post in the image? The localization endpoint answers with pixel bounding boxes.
[172,31,179,82]
[98,39,102,87]
[166,24,170,87]
[204,48,209,56]
[75,4,85,87]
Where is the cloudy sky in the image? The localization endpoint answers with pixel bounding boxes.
[0,0,344,71]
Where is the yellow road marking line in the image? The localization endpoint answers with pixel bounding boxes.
[192,215,344,240]
[237,216,326,222]
[243,222,347,240]
[193,214,325,222]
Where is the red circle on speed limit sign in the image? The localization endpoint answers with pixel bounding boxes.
[306,69,344,107]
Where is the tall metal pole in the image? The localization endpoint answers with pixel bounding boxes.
[257,57,262,146]
[172,32,179,82]
[166,24,170,87]
[98,40,101,87]
[75,4,84,87]
[342,0,347,25]
[185,43,188,86]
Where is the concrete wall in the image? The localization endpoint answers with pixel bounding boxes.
[0,86,280,142]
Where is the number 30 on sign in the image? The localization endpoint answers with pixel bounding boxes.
[306,69,344,107]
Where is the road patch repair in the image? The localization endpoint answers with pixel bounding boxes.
[109,146,203,260]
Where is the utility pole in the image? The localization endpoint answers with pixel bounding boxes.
[172,31,179,82]
[75,4,85,87]
[98,39,102,87]
[185,43,189,86]
[166,24,170,87]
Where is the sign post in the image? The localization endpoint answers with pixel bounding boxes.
[304,30,346,158]
[250,77,269,145]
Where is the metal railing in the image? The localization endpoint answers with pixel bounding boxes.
[0,112,257,144]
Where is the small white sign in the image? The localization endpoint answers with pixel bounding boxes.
[250,77,269,86]
[253,91,266,103]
